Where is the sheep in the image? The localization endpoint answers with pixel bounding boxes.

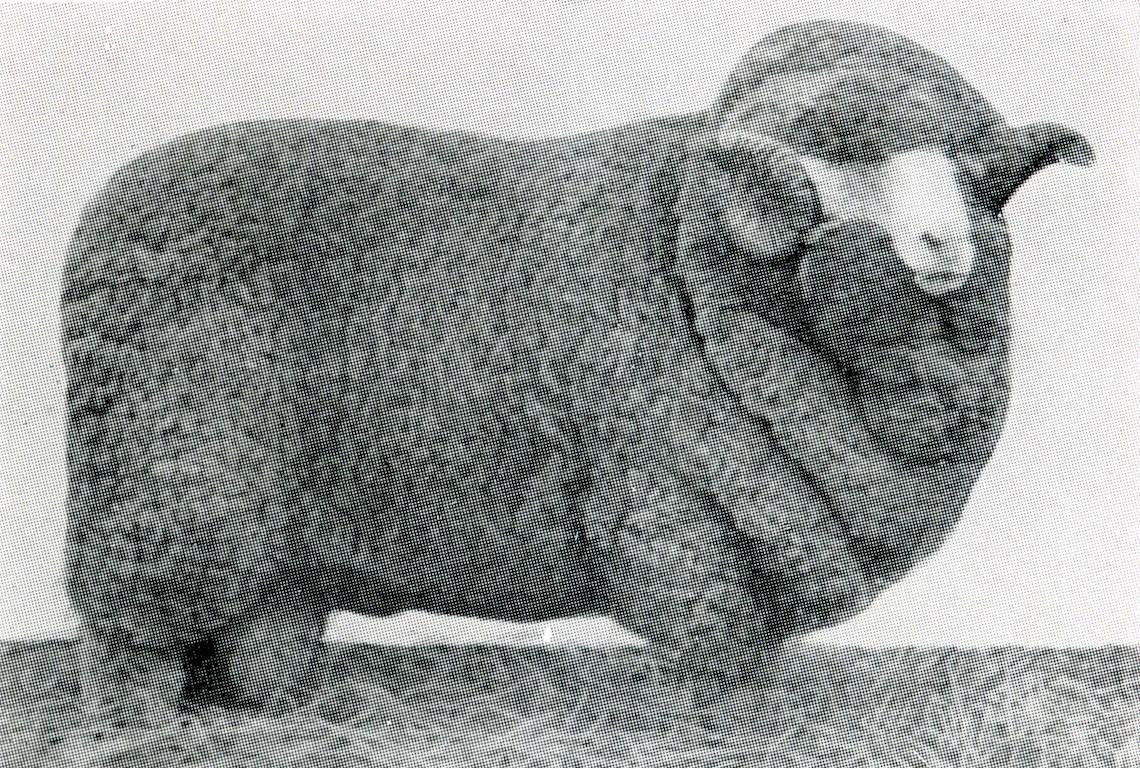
[62,19,1094,722]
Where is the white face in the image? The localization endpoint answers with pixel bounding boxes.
[799,148,976,296]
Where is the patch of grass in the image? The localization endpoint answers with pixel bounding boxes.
[2,641,1137,767]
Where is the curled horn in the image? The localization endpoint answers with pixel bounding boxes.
[969,122,1096,209]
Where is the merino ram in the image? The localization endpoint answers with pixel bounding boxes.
[63,20,1095,718]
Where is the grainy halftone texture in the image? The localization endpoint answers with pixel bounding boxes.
[59,19,1093,721]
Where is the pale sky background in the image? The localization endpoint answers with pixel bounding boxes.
[1,0,1137,648]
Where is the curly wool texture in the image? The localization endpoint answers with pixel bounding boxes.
[712,20,1006,163]
[795,220,1009,464]
[63,21,1093,712]
[65,117,684,633]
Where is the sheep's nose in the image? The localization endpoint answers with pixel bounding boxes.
[914,231,973,296]
[915,270,969,296]
[921,232,946,250]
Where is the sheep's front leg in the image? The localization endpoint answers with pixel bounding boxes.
[211,597,331,707]
[78,625,187,728]
[601,469,773,700]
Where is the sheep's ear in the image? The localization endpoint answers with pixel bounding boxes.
[699,130,824,262]
[675,130,823,348]
[967,122,1095,210]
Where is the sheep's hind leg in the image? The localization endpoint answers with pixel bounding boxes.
[211,598,331,707]
[600,471,777,705]
[78,625,187,728]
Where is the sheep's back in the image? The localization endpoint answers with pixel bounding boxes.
[63,114,699,402]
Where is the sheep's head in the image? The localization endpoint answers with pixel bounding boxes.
[798,148,978,297]
[710,33,1095,306]
[795,127,1093,296]
[670,21,1095,625]
[682,20,1095,394]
